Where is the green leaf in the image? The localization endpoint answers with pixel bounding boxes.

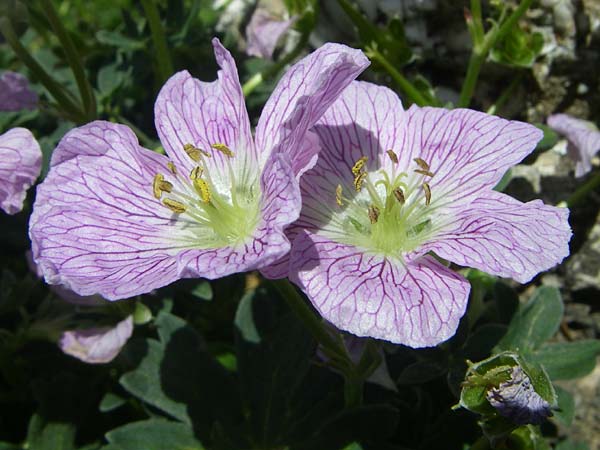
[97,63,127,98]
[0,443,20,450]
[534,124,559,152]
[553,386,575,426]
[531,340,600,380]
[555,440,590,450]
[490,25,544,68]
[95,30,146,50]
[26,415,76,450]
[99,392,126,413]
[191,280,213,301]
[494,169,512,192]
[496,286,563,352]
[105,419,203,450]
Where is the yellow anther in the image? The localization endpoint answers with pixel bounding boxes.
[163,198,187,214]
[386,149,398,164]
[153,174,165,199]
[159,180,173,193]
[422,182,431,206]
[211,143,234,158]
[167,162,177,175]
[414,169,435,177]
[414,157,430,171]
[193,178,211,203]
[368,205,380,224]
[190,166,203,180]
[393,187,405,205]
[354,172,367,192]
[335,184,344,206]
[351,156,368,176]
[184,143,211,162]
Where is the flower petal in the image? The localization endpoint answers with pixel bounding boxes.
[177,152,301,278]
[0,71,38,111]
[255,44,369,176]
[547,113,600,177]
[289,231,470,347]
[419,191,571,283]
[30,121,195,300]
[246,9,295,59]
[154,38,254,178]
[0,127,42,214]
[400,106,543,204]
[59,316,133,364]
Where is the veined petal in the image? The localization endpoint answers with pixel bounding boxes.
[419,191,571,283]
[59,316,133,364]
[177,152,301,278]
[30,122,197,300]
[246,9,296,59]
[154,38,255,180]
[255,44,369,176]
[547,113,600,177]
[289,231,470,347]
[0,127,42,214]
[0,71,38,111]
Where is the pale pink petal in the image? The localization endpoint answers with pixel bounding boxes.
[289,231,470,347]
[59,316,133,364]
[29,121,194,300]
[418,191,571,283]
[255,44,369,176]
[0,71,38,111]
[0,127,42,214]
[547,113,600,177]
[246,9,296,59]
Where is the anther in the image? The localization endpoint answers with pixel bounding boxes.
[153,174,165,199]
[368,205,380,224]
[335,184,344,206]
[422,182,431,206]
[414,157,430,171]
[193,178,211,203]
[167,162,177,175]
[386,149,398,164]
[211,143,234,158]
[414,169,435,177]
[354,172,367,192]
[190,166,203,180]
[159,180,173,193]
[393,187,405,205]
[163,198,187,214]
[352,156,368,176]
[184,143,211,162]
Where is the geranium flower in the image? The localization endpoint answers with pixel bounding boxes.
[0,128,42,214]
[246,6,296,59]
[283,81,571,347]
[29,38,368,300]
[547,113,600,177]
[0,71,38,111]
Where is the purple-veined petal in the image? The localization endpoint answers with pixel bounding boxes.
[0,71,38,111]
[154,38,255,179]
[547,113,600,177]
[289,231,470,347]
[29,121,197,300]
[255,43,369,176]
[419,191,571,283]
[59,316,133,364]
[399,105,543,205]
[177,152,301,278]
[0,127,42,214]
[246,8,296,59]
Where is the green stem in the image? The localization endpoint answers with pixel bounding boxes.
[39,0,96,120]
[0,17,83,121]
[564,171,600,208]
[344,373,364,408]
[242,31,310,97]
[458,0,534,107]
[469,0,484,44]
[140,0,174,85]
[367,47,429,106]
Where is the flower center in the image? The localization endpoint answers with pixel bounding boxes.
[152,143,261,248]
[327,150,437,258]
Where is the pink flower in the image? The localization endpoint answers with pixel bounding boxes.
[0,71,38,111]
[246,8,296,59]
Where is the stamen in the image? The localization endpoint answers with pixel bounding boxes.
[167,162,177,175]
[153,174,165,199]
[163,198,186,213]
[211,143,234,158]
[422,182,431,206]
[368,205,380,224]
[354,172,367,192]
[386,149,398,164]
[190,166,203,180]
[414,169,435,177]
[352,156,368,176]
[414,157,430,171]
[335,184,344,206]
[159,180,173,193]
[193,178,211,203]
[184,143,211,162]
[393,187,405,205]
